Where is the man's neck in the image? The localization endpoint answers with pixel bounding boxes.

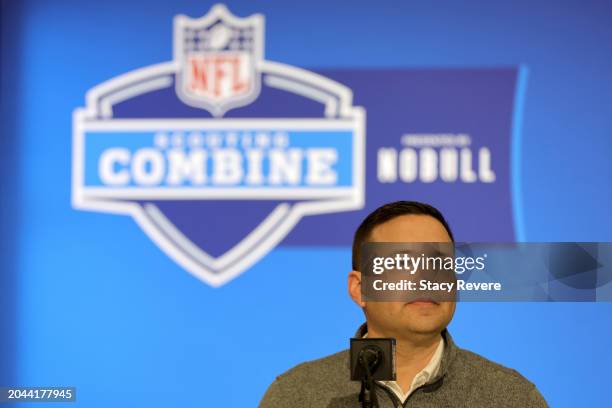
[367,327,442,394]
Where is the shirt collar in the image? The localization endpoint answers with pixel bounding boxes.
[361,331,445,381]
[357,323,451,402]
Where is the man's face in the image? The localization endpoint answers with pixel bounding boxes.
[361,214,456,338]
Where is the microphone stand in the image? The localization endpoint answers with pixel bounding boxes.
[358,346,381,408]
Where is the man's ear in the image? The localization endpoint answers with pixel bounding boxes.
[348,270,366,307]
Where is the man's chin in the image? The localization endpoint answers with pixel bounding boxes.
[396,312,448,335]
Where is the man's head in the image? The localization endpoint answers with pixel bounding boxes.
[348,201,456,340]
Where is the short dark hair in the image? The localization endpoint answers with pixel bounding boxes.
[351,201,454,270]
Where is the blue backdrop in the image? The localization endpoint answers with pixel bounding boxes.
[1,0,612,407]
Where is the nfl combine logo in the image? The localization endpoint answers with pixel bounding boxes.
[72,4,365,286]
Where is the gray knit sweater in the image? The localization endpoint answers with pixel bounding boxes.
[260,324,548,407]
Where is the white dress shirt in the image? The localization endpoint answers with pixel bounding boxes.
[363,333,445,403]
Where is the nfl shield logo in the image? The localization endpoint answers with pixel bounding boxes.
[173,5,263,117]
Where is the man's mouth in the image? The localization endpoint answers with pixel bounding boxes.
[407,297,440,305]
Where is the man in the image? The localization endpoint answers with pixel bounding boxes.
[260,201,547,407]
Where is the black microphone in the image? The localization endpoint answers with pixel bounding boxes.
[358,345,382,371]
[358,345,382,408]
[350,338,396,408]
